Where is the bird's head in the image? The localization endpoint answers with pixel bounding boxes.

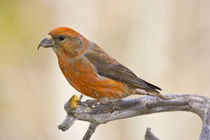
[38,27,87,57]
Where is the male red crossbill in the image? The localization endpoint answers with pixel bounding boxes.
[38,27,165,103]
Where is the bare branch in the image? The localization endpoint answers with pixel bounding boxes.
[82,123,99,140]
[58,94,210,140]
[145,128,159,140]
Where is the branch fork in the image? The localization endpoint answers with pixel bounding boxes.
[58,94,210,140]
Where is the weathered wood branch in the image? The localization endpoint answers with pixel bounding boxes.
[145,128,159,140]
[58,94,210,140]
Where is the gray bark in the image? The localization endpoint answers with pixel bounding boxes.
[58,94,210,140]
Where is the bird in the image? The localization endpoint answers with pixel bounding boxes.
[38,27,166,104]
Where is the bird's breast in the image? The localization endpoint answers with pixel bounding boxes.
[57,55,128,99]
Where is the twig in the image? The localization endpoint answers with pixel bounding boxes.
[145,128,159,140]
[83,123,99,140]
[58,94,210,140]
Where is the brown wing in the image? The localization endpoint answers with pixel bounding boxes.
[84,45,161,92]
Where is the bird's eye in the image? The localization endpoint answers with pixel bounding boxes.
[58,35,65,41]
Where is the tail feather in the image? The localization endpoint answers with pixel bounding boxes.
[143,80,162,91]
[136,89,167,100]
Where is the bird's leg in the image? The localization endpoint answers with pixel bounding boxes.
[79,94,83,101]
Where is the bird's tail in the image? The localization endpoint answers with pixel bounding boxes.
[136,89,168,100]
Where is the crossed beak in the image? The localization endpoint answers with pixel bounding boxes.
[38,35,55,50]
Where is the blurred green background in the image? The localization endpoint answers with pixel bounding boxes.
[0,0,209,140]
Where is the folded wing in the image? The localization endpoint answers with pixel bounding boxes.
[84,46,161,93]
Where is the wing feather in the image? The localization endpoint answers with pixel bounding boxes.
[84,46,161,92]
